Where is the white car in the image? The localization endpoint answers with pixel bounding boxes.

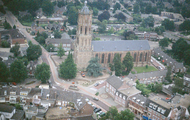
[85,98,89,102]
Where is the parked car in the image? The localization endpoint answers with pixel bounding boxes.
[94,83,99,87]
[94,108,101,113]
[93,97,99,101]
[85,98,89,102]
[93,107,98,111]
[81,71,85,77]
[99,112,105,117]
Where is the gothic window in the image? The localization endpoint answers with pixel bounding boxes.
[80,26,82,34]
[108,53,111,63]
[95,53,98,58]
[140,53,143,62]
[101,54,104,63]
[145,53,147,61]
[134,53,137,62]
[89,28,91,34]
[85,26,87,35]
[77,38,79,44]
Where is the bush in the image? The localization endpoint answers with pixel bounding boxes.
[95,92,99,96]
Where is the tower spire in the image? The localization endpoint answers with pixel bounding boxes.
[85,1,87,6]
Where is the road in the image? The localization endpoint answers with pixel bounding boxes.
[5,10,110,111]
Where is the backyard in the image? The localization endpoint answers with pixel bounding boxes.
[134,66,157,73]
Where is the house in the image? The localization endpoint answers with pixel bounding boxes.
[152,47,186,73]
[3,56,15,68]
[128,94,148,119]
[35,17,67,24]
[23,105,38,119]
[105,75,141,107]
[184,74,190,87]
[162,84,174,96]
[35,8,43,19]
[32,27,45,35]
[135,32,159,41]
[47,23,62,31]
[0,12,5,25]
[0,104,25,120]
[128,70,167,84]
[0,52,13,61]
[0,29,27,47]
[45,38,72,51]
[161,12,184,22]
[53,5,66,17]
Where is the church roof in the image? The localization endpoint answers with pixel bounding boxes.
[80,1,90,14]
[92,40,150,52]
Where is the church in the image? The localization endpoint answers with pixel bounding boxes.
[73,3,151,70]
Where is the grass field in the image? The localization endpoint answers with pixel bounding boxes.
[134,66,157,74]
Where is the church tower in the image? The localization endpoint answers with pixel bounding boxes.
[74,1,93,70]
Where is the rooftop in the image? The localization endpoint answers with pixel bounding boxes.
[0,104,15,113]
[45,107,70,119]
[119,87,141,97]
[92,40,150,52]
[106,75,123,89]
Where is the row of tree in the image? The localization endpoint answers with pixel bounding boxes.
[109,52,133,76]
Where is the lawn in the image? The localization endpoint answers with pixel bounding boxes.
[134,66,157,74]
[21,22,32,26]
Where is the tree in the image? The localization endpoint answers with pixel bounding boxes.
[35,63,51,83]
[57,44,65,58]
[113,3,121,11]
[86,57,103,77]
[27,43,42,61]
[10,59,27,82]
[162,19,175,31]
[113,53,123,76]
[154,26,165,35]
[42,0,54,16]
[46,44,55,52]
[10,42,20,57]
[100,107,134,120]
[141,16,154,28]
[68,6,78,25]
[54,31,62,38]
[133,3,140,14]
[165,66,172,83]
[122,52,133,75]
[3,19,12,29]
[59,52,77,79]
[0,5,6,14]
[174,78,184,88]
[114,12,126,22]
[13,25,16,29]
[184,49,190,65]
[93,7,98,16]
[154,83,162,93]
[98,11,110,22]
[36,36,45,44]
[123,30,138,40]
[0,61,10,82]
[159,38,169,49]
[97,20,107,33]
[1,40,10,48]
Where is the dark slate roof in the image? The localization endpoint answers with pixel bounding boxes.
[0,86,31,96]
[0,104,15,113]
[80,4,90,14]
[46,38,72,44]
[0,52,13,57]
[145,99,171,117]
[92,40,150,52]
[42,89,86,110]
[11,110,24,120]
[106,75,123,89]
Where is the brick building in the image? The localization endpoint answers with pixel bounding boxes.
[74,4,151,70]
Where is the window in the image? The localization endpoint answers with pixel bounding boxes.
[119,94,122,98]
[80,26,82,34]
[134,53,137,62]
[140,53,143,61]
[108,53,111,63]
[116,92,118,96]
[106,83,109,87]
[101,54,104,63]
[85,26,87,35]
[123,96,126,100]
[145,53,147,61]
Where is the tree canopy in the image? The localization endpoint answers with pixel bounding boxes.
[0,61,10,82]
[42,0,54,16]
[100,106,134,120]
[159,38,169,49]
[10,42,20,57]
[162,19,175,31]
[98,11,110,22]
[59,52,77,79]
[123,30,138,40]
[113,53,123,76]
[27,43,42,61]
[141,16,154,28]
[10,59,27,82]
[86,57,103,77]
[97,20,107,33]
[57,44,65,58]
[122,52,134,75]
[3,20,12,29]
[35,63,51,83]
[179,20,190,32]
[68,6,78,25]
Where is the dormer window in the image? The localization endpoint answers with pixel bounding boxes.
[123,96,126,100]
[119,94,122,98]
[116,92,118,96]
[4,90,7,95]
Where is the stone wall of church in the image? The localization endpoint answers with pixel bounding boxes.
[93,50,151,67]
